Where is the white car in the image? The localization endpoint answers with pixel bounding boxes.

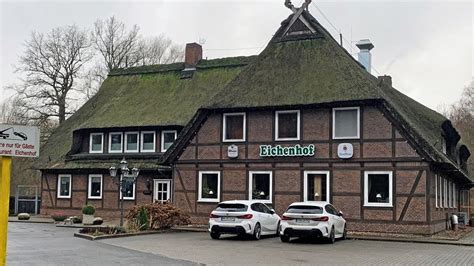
[279,201,347,244]
[209,200,280,240]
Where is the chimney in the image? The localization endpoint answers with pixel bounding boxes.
[356,39,374,73]
[378,75,392,87]
[184,42,202,68]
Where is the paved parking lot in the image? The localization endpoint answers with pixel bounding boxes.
[7,222,474,265]
[7,223,194,265]
[103,231,474,265]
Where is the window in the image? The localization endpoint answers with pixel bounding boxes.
[448,181,453,208]
[286,205,323,214]
[109,132,123,153]
[88,174,103,199]
[304,171,330,202]
[223,113,246,142]
[275,110,300,140]
[120,176,136,200]
[161,130,177,152]
[444,178,448,208]
[125,132,139,153]
[57,174,71,199]
[440,176,444,208]
[249,171,272,203]
[364,171,393,207]
[89,133,103,153]
[435,174,439,208]
[141,131,156,152]
[154,180,171,203]
[441,137,447,154]
[198,171,220,202]
[333,107,360,139]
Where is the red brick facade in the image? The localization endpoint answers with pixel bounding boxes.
[171,105,468,234]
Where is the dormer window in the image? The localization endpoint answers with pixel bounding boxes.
[161,130,177,152]
[125,132,139,153]
[89,133,103,153]
[141,131,156,152]
[109,132,123,153]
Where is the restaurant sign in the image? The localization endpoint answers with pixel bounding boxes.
[259,144,315,157]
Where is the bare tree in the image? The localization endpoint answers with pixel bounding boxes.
[443,79,474,174]
[15,25,91,124]
[135,35,184,66]
[92,16,140,72]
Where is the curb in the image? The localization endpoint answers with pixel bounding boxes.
[74,230,172,241]
[8,219,54,224]
[348,236,474,247]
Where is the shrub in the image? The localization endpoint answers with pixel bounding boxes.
[92,217,104,225]
[51,212,67,222]
[126,202,191,231]
[82,205,95,215]
[79,226,126,236]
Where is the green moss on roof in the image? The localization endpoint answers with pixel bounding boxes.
[37,61,250,170]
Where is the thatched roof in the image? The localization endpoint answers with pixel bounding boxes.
[36,57,255,170]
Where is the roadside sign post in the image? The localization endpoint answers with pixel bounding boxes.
[0,124,40,265]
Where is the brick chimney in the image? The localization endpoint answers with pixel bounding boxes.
[184,43,202,68]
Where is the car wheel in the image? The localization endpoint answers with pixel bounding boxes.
[253,223,261,240]
[276,221,281,236]
[280,235,290,243]
[210,232,220,240]
[342,224,347,240]
[327,226,335,244]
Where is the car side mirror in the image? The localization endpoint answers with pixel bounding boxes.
[338,211,344,217]
[270,209,276,214]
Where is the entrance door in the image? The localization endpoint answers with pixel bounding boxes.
[304,171,330,202]
[154,180,171,203]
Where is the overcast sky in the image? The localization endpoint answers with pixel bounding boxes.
[0,0,472,111]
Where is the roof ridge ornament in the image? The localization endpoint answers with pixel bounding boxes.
[285,0,312,13]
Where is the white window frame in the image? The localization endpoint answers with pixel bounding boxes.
[153,179,171,203]
[161,130,177,152]
[120,176,136,200]
[223,112,246,142]
[332,107,360,139]
[440,176,444,208]
[88,174,103,199]
[435,174,438,208]
[444,178,448,208]
[364,171,393,207]
[198,171,221,203]
[124,132,139,153]
[248,171,273,203]
[89,133,104,153]
[140,131,156,152]
[108,132,123,153]
[303,171,330,203]
[275,110,300,141]
[57,174,72,199]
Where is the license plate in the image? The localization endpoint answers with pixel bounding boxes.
[295,219,310,224]
[221,217,235,222]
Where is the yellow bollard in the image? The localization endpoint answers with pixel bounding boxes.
[0,156,12,266]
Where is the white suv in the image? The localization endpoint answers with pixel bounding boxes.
[209,200,280,240]
[279,201,346,244]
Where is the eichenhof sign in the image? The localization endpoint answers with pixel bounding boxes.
[0,124,40,158]
[259,144,315,157]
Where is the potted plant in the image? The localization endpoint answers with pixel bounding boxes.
[82,205,96,225]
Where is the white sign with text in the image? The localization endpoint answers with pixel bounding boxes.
[0,124,40,158]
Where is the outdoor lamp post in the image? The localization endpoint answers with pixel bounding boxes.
[109,157,140,227]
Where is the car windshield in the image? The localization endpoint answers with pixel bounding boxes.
[286,205,323,214]
[215,203,248,212]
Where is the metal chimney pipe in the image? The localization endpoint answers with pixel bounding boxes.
[356,39,375,73]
